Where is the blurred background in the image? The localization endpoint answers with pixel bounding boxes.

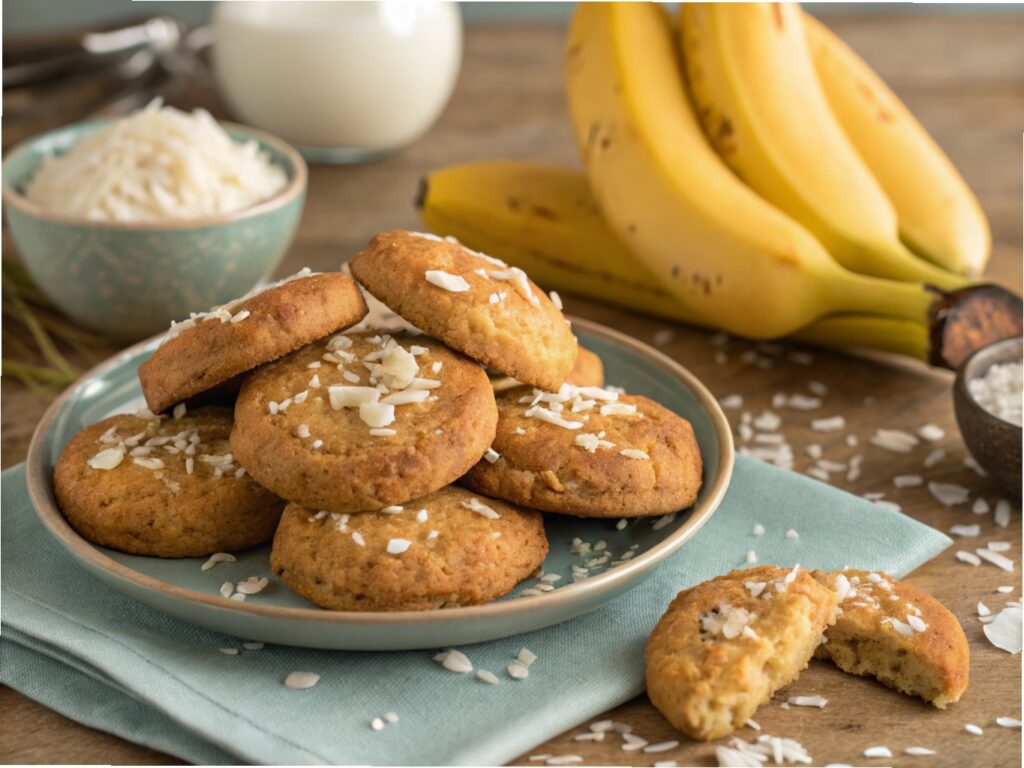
[6,1,1024,33]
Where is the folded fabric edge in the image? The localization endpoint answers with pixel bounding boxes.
[1,638,235,765]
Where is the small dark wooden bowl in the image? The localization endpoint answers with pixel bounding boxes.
[953,336,1022,494]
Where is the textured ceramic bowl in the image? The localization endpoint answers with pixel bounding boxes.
[25,318,734,651]
[2,120,306,341]
[953,336,1022,494]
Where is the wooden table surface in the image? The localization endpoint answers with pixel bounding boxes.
[2,14,1021,767]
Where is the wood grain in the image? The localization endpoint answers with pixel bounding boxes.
[2,14,1021,767]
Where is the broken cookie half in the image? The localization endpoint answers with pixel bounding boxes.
[645,565,838,740]
[813,569,969,708]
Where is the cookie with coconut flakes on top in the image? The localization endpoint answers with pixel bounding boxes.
[270,486,548,611]
[461,384,702,518]
[54,406,285,557]
[490,345,605,393]
[812,568,969,708]
[231,332,498,513]
[138,270,368,415]
[349,230,577,392]
[645,565,838,741]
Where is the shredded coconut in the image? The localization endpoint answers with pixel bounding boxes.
[24,100,288,222]
[424,270,470,292]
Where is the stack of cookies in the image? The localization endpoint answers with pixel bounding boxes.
[54,230,704,612]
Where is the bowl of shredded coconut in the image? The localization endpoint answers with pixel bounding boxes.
[2,101,306,339]
[953,335,1022,494]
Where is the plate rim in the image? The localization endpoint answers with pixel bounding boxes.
[25,316,734,627]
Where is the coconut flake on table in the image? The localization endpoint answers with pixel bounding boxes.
[982,604,1022,653]
[928,482,970,506]
[863,746,893,758]
[968,361,1023,426]
[720,394,744,409]
[964,724,984,736]
[972,498,991,515]
[787,695,827,708]
[894,474,923,489]
[784,394,821,411]
[24,101,288,222]
[976,548,1014,571]
[717,734,812,766]
[870,429,919,453]
[918,423,946,442]
[811,416,845,433]
[994,499,1012,528]
[997,717,1023,728]
[950,524,981,537]
[957,458,985,481]
[923,448,946,468]
[956,551,982,566]
[905,747,937,756]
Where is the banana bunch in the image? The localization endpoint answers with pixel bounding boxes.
[418,3,1013,365]
[420,161,930,360]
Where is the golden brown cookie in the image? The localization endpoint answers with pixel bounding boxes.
[349,231,577,391]
[646,565,838,741]
[54,407,285,557]
[461,385,702,517]
[139,270,368,414]
[490,345,605,393]
[231,332,498,513]
[812,569,969,708]
[270,487,548,611]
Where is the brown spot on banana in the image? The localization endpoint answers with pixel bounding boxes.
[772,4,785,31]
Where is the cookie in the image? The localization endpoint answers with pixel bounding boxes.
[646,565,838,741]
[270,486,548,611]
[139,269,368,414]
[461,385,702,517]
[231,332,498,513]
[491,345,605,393]
[349,231,577,391]
[813,569,969,708]
[54,407,285,557]
[568,345,605,388]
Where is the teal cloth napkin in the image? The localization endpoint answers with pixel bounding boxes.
[1,459,951,765]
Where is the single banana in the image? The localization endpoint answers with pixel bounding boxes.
[563,2,939,340]
[418,161,930,359]
[679,3,966,291]
[803,12,990,277]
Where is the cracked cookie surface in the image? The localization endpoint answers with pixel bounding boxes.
[350,230,577,391]
[231,332,497,513]
[270,486,547,611]
[139,271,367,414]
[646,565,838,741]
[461,385,702,517]
[55,406,284,557]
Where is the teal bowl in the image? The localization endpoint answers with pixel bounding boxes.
[2,120,307,341]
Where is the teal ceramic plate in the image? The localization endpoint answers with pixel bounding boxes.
[26,317,733,650]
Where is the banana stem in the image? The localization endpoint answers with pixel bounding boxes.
[823,267,939,324]
[793,315,930,360]
[878,239,970,292]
